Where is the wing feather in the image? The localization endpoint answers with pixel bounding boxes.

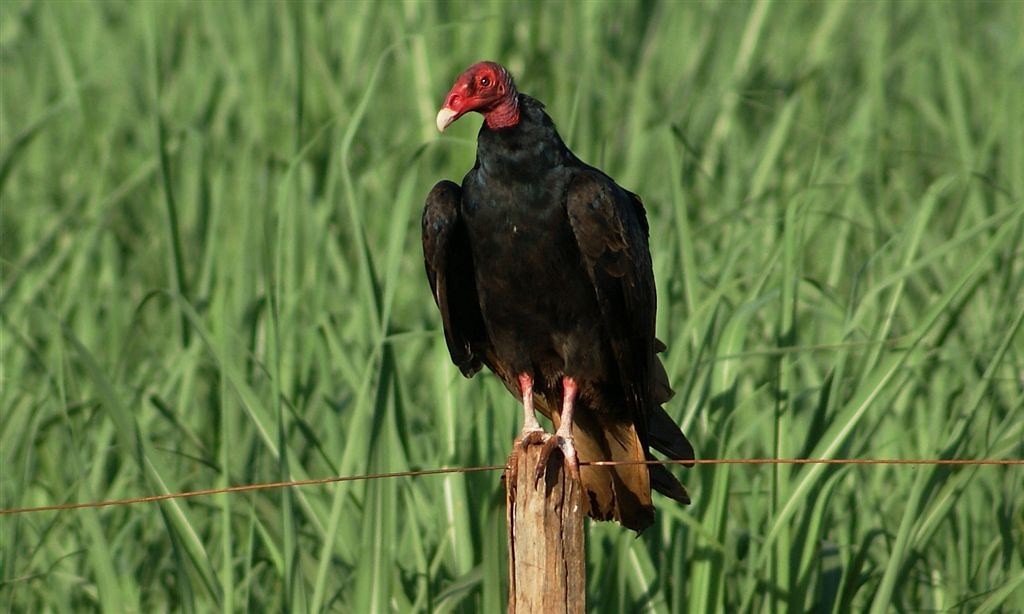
[566,170,695,470]
[566,171,657,428]
[422,180,489,376]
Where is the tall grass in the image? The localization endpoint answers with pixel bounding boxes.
[2,1,1022,611]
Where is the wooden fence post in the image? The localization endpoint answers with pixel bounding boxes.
[505,444,585,614]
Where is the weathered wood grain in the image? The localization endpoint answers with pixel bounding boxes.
[506,444,585,614]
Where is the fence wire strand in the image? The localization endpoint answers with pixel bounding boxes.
[1,458,1020,516]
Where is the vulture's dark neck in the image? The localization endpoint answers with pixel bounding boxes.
[475,94,575,180]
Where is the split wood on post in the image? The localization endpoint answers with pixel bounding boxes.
[505,443,586,614]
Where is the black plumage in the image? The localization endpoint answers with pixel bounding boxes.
[423,62,693,531]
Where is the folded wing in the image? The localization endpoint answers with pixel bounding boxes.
[422,180,490,377]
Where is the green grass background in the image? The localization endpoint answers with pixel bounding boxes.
[2,0,1023,611]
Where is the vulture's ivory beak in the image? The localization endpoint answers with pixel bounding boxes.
[436,107,458,132]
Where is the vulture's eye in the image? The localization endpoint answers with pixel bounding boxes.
[480,76,491,87]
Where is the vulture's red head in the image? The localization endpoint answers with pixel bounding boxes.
[436,61,520,132]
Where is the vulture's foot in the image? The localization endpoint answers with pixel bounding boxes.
[534,432,580,484]
[516,427,549,451]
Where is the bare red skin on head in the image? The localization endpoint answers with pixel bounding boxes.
[440,61,520,130]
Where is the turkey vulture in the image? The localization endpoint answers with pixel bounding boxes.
[423,61,694,531]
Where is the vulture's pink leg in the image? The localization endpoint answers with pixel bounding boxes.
[535,376,580,481]
[517,373,547,449]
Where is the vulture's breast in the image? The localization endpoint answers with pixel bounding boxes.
[461,169,610,381]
